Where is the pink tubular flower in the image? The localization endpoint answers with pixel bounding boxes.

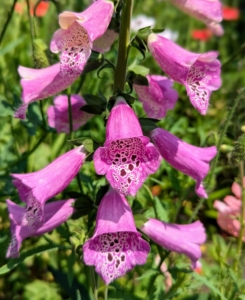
[148,34,221,115]
[6,199,75,258]
[170,0,223,36]
[11,146,86,230]
[214,180,244,240]
[15,0,114,119]
[83,188,150,284]
[150,128,217,198]
[141,219,206,268]
[47,94,93,133]
[93,97,161,196]
[133,75,178,119]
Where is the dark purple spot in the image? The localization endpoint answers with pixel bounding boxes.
[136,161,140,167]
[108,253,113,261]
[129,164,134,171]
[128,178,131,184]
[110,242,114,247]
[115,248,119,253]
[132,155,137,161]
[114,239,119,243]
[120,169,126,177]
[116,154,120,158]
[121,255,125,261]
[122,158,126,162]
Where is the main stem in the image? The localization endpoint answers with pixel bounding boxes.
[113,0,133,94]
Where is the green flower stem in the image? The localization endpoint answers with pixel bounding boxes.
[234,161,245,272]
[113,0,133,94]
[0,0,18,46]
[189,88,245,222]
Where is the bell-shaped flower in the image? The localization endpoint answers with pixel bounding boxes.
[214,180,245,240]
[148,34,221,115]
[93,97,161,196]
[6,199,75,258]
[170,0,223,36]
[150,128,217,198]
[47,94,93,133]
[11,146,86,229]
[133,75,178,119]
[15,0,114,119]
[92,29,118,53]
[141,219,206,268]
[83,188,150,284]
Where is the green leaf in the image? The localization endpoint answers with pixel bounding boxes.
[71,197,94,219]
[83,94,103,106]
[83,138,94,152]
[67,250,76,287]
[154,197,169,222]
[0,36,25,56]
[134,214,148,228]
[128,62,149,77]
[0,244,58,275]
[137,26,152,39]
[153,274,165,300]
[80,104,105,114]
[192,272,228,300]
[0,100,14,117]
[136,269,160,281]
[139,118,158,132]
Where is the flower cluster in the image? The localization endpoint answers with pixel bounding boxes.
[7,0,223,285]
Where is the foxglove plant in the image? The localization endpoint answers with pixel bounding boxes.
[150,128,217,198]
[47,94,93,133]
[169,0,223,36]
[15,0,114,119]
[148,34,221,115]
[83,187,150,284]
[6,199,75,258]
[141,219,206,268]
[11,146,86,229]
[93,96,161,196]
[133,75,178,119]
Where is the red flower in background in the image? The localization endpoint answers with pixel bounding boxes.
[15,0,49,17]
[222,6,240,21]
[191,28,213,41]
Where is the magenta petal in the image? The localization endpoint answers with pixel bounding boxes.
[6,199,75,258]
[47,94,93,133]
[94,139,161,196]
[11,146,86,229]
[147,34,222,115]
[150,128,217,198]
[105,97,145,142]
[134,75,178,119]
[16,64,79,119]
[83,189,150,284]
[171,0,223,36]
[92,29,118,53]
[141,219,206,268]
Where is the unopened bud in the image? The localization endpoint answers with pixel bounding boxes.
[230,134,245,165]
[33,38,50,69]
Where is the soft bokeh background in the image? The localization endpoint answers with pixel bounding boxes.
[0,0,245,299]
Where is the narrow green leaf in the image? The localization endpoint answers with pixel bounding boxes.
[67,250,76,287]
[136,269,160,281]
[0,244,58,275]
[192,272,228,300]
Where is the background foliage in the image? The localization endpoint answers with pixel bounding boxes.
[1,0,245,299]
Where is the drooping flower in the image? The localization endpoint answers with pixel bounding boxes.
[214,180,245,240]
[191,28,213,41]
[150,128,217,198]
[222,6,240,21]
[133,75,178,119]
[169,0,223,36]
[47,94,93,133]
[93,97,161,196]
[16,0,114,119]
[83,188,150,284]
[141,219,206,268]
[11,146,86,230]
[148,34,221,115]
[6,199,75,258]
